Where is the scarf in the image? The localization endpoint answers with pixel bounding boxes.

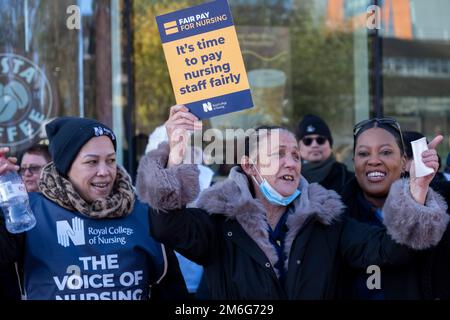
[301,155,336,184]
[39,162,135,219]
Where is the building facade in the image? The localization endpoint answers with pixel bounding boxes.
[1,0,449,177]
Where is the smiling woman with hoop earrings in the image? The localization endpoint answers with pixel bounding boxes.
[339,117,447,300]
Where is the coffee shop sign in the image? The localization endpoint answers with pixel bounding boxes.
[0,53,52,148]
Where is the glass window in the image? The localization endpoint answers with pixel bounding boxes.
[132,0,205,161]
[0,0,125,164]
[3,1,447,177]
[132,0,367,175]
[381,0,450,163]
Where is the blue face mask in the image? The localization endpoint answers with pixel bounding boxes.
[250,160,301,206]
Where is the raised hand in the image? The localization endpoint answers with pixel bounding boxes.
[165,105,202,167]
[409,135,443,204]
[0,147,19,175]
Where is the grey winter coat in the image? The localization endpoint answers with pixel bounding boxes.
[136,143,449,300]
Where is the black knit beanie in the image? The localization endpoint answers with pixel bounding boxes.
[46,117,117,177]
[296,114,333,146]
[402,131,425,159]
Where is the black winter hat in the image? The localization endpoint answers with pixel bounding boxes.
[296,114,333,146]
[402,131,425,160]
[46,117,117,177]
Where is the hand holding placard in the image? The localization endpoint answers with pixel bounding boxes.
[409,135,443,204]
[411,137,434,178]
[165,105,202,167]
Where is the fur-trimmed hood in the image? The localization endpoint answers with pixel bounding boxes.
[342,177,449,250]
[196,166,345,272]
[383,179,449,250]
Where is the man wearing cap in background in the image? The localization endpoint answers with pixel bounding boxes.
[296,114,353,192]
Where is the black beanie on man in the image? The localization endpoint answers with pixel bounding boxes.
[296,114,333,147]
[45,116,117,177]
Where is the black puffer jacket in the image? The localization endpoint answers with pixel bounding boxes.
[137,143,449,300]
[0,219,23,266]
[0,217,24,300]
[421,180,450,299]
[340,178,448,299]
[0,264,21,300]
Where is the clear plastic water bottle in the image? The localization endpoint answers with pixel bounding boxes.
[0,170,36,233]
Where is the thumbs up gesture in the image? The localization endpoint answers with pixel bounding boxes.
[409,135,443,204]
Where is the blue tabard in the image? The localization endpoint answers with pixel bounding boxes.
[23,193,165,300]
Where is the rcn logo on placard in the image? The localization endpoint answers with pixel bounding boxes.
[203,102,213,113]
[56,217,86,247]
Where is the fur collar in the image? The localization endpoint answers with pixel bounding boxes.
[196,166,345,274]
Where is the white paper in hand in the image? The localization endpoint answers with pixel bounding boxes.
[411,137,434,177]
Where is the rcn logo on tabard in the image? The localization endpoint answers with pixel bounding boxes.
[0,53,53,148]
[56,217,86,247]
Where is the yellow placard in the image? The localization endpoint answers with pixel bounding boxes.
[162,26,250,104]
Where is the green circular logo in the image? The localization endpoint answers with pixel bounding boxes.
[0,53,53,148]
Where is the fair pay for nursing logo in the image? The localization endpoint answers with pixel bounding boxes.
[163,11,212,35]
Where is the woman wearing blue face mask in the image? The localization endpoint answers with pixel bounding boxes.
[135,105,448,299]
[249,158,301,207]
